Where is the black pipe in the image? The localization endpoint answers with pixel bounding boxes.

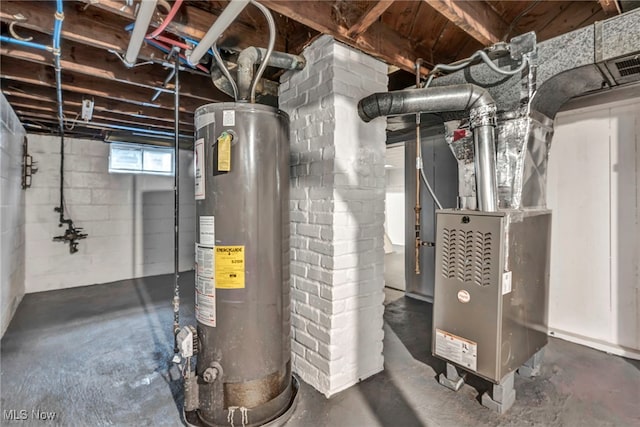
[173,54,181,347]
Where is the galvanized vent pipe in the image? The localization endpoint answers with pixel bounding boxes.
[358,84,498,211]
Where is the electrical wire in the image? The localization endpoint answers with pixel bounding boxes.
[419,160,443,209]
[248,0,275,103]
[503,0,541,41]
[423,49,529,88]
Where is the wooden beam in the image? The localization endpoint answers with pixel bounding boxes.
[423,0,508,46]
[9,101,188,133]
[598,0,621,15]
[15,110,192,138]
[348,1,394,37]
[2,82,194,126]
[0,57,203,113]
[260,0,429,73]
[0,32,229,103]
[5,96,194,132]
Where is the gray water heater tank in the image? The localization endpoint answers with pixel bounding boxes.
[191,102,294,426]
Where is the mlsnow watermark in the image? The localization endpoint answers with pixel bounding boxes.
[3,409,57,422]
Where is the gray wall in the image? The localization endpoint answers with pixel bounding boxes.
[403,126,458,300]
[0,94,26,336]
[24,134,196,293]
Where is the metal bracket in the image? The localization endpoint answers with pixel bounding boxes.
[21,136,38,189]
[509,32,536,61]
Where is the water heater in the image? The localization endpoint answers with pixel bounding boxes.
[182,103,296,426]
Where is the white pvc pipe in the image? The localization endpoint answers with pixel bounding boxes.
[186,0,250,66]
[125,0,158,67]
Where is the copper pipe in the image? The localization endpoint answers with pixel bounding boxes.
[414,58,422,275]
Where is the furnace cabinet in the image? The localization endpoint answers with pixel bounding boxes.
[432,209,551,383]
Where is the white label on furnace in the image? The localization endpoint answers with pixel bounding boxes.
[223,110,235,126]
[194,138,205,200]
[196,276,216,327]
[195,244,214,279]
[199,216,215,245]
[435,329,477,372]
[502,271,513,295]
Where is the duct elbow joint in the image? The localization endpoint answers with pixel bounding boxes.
[469,104,497,129]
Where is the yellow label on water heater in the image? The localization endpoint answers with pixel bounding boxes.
[217,132,232,172]
[215,246,245,288]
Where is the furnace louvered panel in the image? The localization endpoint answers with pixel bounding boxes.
[441,227,493,286]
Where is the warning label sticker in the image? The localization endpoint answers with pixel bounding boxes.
[223,110,235,126]
[195,285,216,327]
[215,246,245,289]
[194,138,205,200]
[196,244,214,279]
[199,216,215,245]
[435,329,478,371]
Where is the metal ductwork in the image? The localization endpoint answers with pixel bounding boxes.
[358,7,640,415]
[359,84,499,211]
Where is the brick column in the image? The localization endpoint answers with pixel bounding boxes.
[279,35,388,396]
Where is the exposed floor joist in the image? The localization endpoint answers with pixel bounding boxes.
[348,1,394,37]
[261,0,430,73]
[0,37,228,104]
[1,83,194,126]
[0,57,202,113]
[81,0,287,53]
[424,0,509,45]
[598,0,622,14]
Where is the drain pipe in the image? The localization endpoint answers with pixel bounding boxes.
[358,84,498,212]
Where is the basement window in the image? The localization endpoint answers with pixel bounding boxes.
[108,143,174,176]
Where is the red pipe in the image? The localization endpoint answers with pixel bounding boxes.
[147,0,183,39]
[154,34,190,50]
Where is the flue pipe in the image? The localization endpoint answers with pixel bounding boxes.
[358,84,499,212]
[186,0,251,67]
[124,0,158,67]
[237,47,305,100]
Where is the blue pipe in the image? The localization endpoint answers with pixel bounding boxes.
[0,35,51,51]
[182,37,214,56]
[53,0,63,50]
[144,38,199,69]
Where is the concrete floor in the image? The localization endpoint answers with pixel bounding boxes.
[2,273,639,426]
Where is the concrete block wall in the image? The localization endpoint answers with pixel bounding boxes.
[0,94,26,336]
[24,134,195,293]
[279,35,388,396]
